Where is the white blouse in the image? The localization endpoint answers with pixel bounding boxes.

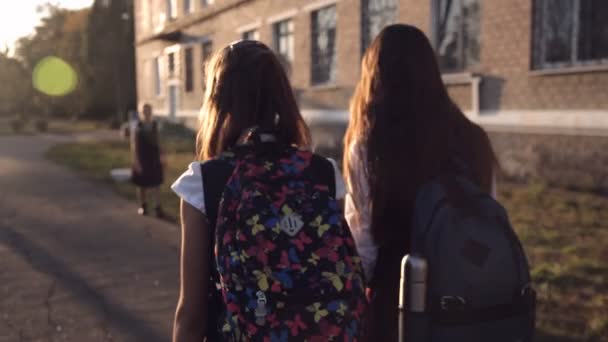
[171,159,347,214]
[344,143,377,279]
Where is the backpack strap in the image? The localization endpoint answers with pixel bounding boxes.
[309,155,337,198]
[200,159,235,340]
[432,286,536,326]
[201,159,235,226]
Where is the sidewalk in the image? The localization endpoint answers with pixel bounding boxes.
[0,133,180,341]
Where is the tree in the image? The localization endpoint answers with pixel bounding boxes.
[0,51,29,117]
[14,4,92,119]
[86,0,136,120]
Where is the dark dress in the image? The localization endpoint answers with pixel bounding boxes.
[131,121,163,187]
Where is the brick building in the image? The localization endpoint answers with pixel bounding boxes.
[134,0,608,189]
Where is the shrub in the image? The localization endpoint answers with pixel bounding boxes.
[10,118,25,132]
[35,119,48,132]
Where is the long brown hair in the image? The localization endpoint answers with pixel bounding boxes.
[344,24,497,248]
[197,40,311,160]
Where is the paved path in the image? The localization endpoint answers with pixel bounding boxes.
[0,133,180,342]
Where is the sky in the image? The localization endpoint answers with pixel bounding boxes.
[0,0,94,52]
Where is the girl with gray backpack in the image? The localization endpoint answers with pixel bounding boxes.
[344,25,535,341]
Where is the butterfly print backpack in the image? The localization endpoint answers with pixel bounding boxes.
[209,142,366,341]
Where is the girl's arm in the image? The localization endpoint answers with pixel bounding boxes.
[172,200,210,342]
[344,144,378,281]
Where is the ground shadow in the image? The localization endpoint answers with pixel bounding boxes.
[0,224,169,342]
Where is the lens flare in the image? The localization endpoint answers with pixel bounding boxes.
[33,57,78,97]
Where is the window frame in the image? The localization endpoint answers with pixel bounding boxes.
[310,5,338,86]
[154,56,163,97]
[167,52,176,77]
[532,0,608,71]
[242,29,260,41]
[273,19,295,67]
[184,47,194,93]
[431,0,481,74]
[167,0,178,20]
[361,0,398,55]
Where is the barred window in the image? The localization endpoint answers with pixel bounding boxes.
[274,19,295,70]
[311,5,337,85]
[533,0,608,70]
[242,29,260,41]
[168,52,176,77]
[433,0,480,72]
[184,47,194,92]
[361,0,398,53]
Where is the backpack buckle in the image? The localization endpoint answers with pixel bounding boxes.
[254,291,268,326]
[440,296,467,311]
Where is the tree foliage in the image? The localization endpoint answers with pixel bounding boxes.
[0,1,136,121]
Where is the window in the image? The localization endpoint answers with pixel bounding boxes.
[184,0,193,14]
[242,29,260,41]
[154,57,163,96]
[311,5,337,85]
[433,0,480,72]
[361,0,398,53]
[167,0,177,20]
[168,52,176,77]
[184,47,194,92]
[533,0,608,70]
[274,19,295,69]
[202,41,213,88]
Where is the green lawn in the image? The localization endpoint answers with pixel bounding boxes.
[47,135,608,341]
[46,130,196,223]
[0,118,106,136]
[498,183,608,341]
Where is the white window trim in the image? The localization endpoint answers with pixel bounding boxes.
[153,55,165,98]
[267,9,299,24]
[303,0,339,13]
[164,44,182,55]
[168,0,178,19]
[236,20,262,34]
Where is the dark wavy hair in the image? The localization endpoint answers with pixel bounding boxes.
[344,24,497,247]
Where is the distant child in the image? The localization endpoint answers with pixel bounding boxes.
[131,103,165,218]
[170,40,366,341]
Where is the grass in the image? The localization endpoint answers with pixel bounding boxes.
[46,126,197,223]
[46,130,608,341]
[498,182,608,342]
[0,117,105,136]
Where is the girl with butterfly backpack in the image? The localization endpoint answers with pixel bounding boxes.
[171,40,367,342]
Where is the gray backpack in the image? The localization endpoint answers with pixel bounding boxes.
[408,174,536,342]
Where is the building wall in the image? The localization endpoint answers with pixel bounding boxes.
[134,0,608,132]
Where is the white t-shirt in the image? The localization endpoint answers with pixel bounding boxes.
[171,159,346,214]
